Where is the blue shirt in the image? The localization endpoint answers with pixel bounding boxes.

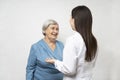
[26,39,64,80]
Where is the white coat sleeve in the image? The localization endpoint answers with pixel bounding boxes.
[54,38,77,76]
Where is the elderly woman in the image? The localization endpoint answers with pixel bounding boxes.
[26,19,64,80]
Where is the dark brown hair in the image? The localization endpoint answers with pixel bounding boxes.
[72,5,97,62]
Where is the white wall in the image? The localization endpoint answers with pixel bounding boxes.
[0,0,119,80]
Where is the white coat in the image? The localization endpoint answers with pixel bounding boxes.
[54,31,96,80]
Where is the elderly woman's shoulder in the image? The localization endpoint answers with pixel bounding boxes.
[31,39,43,48]
[56,40,64,47]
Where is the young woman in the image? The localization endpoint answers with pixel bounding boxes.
[46,5,98,80]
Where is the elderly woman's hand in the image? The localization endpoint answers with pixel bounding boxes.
[45,58,55,64]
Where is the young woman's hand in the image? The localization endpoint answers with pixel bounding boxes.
[45,58,55,64]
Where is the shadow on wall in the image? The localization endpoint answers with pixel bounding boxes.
[93,47,115,80]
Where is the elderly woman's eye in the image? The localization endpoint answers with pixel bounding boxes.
[51,27,54,30]
[56,28,59,31]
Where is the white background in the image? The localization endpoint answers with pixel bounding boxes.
[0,0,120,80]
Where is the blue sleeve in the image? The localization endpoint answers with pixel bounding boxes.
[26,45,37,80]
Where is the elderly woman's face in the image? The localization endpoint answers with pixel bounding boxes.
[45,24,59,41]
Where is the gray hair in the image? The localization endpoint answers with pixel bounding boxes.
[42,19,58,35]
